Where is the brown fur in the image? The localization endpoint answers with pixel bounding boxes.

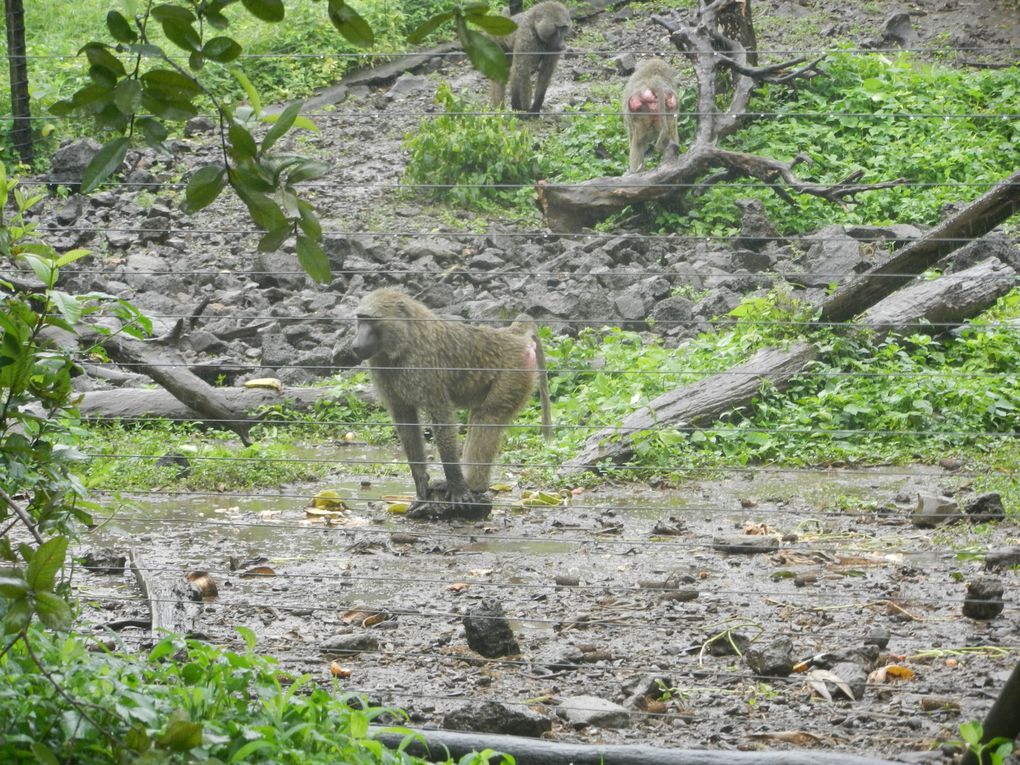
[352,288,552,517]
[489,1,572,116]
[622,58,681,174]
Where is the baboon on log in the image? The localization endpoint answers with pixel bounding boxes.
[623,58,681,174]
[490,1,572,116]
[352,288,552,520]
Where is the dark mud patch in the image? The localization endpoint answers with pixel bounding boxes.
[76,460,1018,760]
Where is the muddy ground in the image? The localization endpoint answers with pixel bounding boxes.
[53,0,1020,760]
[77,451,1018,761]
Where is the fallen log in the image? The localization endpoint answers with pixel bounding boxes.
[76,385,359,423]
[86,333,254,445]
[562,342,816,474]
[372,726,899,765]
[128,548,202,640]
[859,258,1017,336]
[821,169,1020,322]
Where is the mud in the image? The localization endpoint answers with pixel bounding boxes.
[77,451,1018,760]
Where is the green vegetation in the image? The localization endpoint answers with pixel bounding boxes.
[403,83,543,210]
[0,627,510,765]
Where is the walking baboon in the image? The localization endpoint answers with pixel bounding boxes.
[490,1,572,116]
[352,288,552,520]
[622,58,681,174]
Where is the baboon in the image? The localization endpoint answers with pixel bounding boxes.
[622,58,681,174]
[490,1,572,116]
[352,288,552,520]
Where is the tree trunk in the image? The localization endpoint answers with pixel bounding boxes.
[4,0,33,165]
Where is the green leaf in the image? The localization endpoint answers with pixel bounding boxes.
[261,101,303,154]
[236,188,287,231]
[55,248,90,268]
[49,291,84,324]
[257,224,291,252]
[203,36,242,62]
[137,117,169,149]
[184,165,227,212]
[327,0,375,47]
[231,68,263,114]
[149,637,176,662]
[3,598,31,634]
[230,740,274,763]
[22,255,54,287]
[157,720,203,752]
[297,200,322,239]
[457,22,508,84]
[82,43,127,78]
[35,591,73,629]
[959,721,983,747]
[141,92,198,121]
[26,537,67,592]
[469,14,516,36]
[141,69,202,98]
[236,625,257,651]
[113,79,143,114]
[161,18,202,51]
[286,159,329,185]
[30,743,60,765]
[228,123,258,161]
[296,235,331,284]
[151,4,196,22]
[106,11,138,43]
[0,573,29,598]
[81,137,129,193]
[241,0,284,22]
[407,11,453,44]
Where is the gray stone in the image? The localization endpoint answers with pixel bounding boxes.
[794,225,867,288]
[964,492,1005,523]
[124,253,167,289]
[320,633,379,656]
[558,695,630,729]
[443,701,551,738]
[387,73,430,98]
[827,661,868,701]
[649,295,694,335]
[963,576,1004,620]
[252,251,308,290]
[911,493,963,528]
[612,51,637,76]
[463,599,520,658]
[55,197,83,225]
[186,331,225,355]
[711,535,780,554]
[48,139,105,192]
[184,116,217,136]
[745,635,794,677]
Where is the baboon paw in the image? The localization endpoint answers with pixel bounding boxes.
[405,497,446,520]
[447,492,493,520]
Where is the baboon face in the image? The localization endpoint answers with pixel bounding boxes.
[351,315,382,361]
[534,9,571,51]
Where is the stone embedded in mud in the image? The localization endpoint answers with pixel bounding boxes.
[962,576,1004,620]
[557,695,630,729]
[963,492,1005,523]
[810,644,881,670]
[711,535,780,554]
[827,662,868,701]
[984,547,1020,571]
[442,700,551,738]
[745,636,794,677]
[911,493,963,528]
[463,599,521,658]
[320,633,379,657]
[864,629,891,650]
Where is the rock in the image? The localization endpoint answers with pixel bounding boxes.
[827,661,868,701]
[911,493,963,528]
[811,644,880,669]
[557,695,630,729]
[844,223,923,246]
[621,674,673,710]
[964,492,1005,523]
[612,51,636,76]
[48,139,105,192]
[711,535,780,554]
[867,11,918,49]
[864,629,891,650]
[184,116,217,136]
[531,644,584,672]
[124,253,167,289]
[387,74,430,98]
[734,198,782,252]
[962,576,1004,620]
[321,633,379,655]
[186,330,226,355]
[648,295,694,336]
[81,551,127,574]
[744,635,794,677]
[251,251,308,290]
[55,197,83,225]
[706,631,751,656]
[463,599,520,658]
[442,701,551,738]
[984,547,1020,571]
[790,225,867,288]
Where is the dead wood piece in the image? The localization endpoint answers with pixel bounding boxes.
[128,548,202,638]
[563,342,816,474]
[822,169,1020,322]
[859,258,1017,335]
[77,385,353,423]
[87,333,254,445]
[373,726,899,765]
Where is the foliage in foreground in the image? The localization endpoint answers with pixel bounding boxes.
[0,627,510,765]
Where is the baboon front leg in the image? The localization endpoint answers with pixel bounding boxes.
[390,404,431,505]
[529,54,559,115]
[509,63,534,114]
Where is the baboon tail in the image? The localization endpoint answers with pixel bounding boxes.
[510,314,553,440]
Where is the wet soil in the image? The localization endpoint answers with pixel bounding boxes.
[77,451,1019,761]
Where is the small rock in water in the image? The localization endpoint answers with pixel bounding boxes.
[911,493,963,528]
